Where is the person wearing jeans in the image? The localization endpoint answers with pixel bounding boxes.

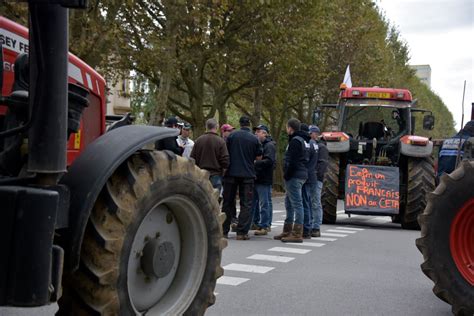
[300,124,318,239]
[251,125,276,236]
[274,118,309,243]
[310,125,328,237]
[190,118,229,194]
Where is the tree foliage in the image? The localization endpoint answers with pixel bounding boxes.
[1,1,456,186]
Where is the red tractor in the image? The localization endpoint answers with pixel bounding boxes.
[0,2,225,315]
[416,106,474,315]
[314,85,436,229]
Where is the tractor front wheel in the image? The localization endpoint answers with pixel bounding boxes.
[401,157,435,230]
[68,150,226,315]
[416,160,474,315]
[322,154,339,224]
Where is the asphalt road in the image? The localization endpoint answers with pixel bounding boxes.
[206,197,450,316]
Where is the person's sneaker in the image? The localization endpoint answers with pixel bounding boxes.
[267,226,271,232]
[311,229,321,237]
[236,234,250,240]
[254,228,268,236]
[302,233,312,239]
[250,223,259,230]
[230,223,237,232]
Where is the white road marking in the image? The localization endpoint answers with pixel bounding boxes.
[268,247,311,254]
[367,216,391,222]
[336,227,364,231]
[313,237,337,241]
[217,276,249,286]
[247,254,295,263]
[271,225,278,228]
[223,263,274,274]
[274,220,285,223]
[337,210,345,214]
[214,292,219,296]
[288,242,325,247]
[321,232,348,237]
[273,210,285,213]
[327,229,357,234]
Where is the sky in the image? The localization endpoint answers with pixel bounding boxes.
[378,0,473,130]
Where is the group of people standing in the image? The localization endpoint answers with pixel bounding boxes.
[156,115,328,243]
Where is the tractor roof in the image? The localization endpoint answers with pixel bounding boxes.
[341,87,413,102]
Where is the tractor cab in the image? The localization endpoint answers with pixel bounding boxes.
[314,85,436,230]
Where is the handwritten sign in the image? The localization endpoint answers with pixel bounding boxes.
[344,164,399,215]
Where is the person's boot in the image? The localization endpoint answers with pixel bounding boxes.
[281,224,303,243]
[302,231,312,239]
[273,223,292,240]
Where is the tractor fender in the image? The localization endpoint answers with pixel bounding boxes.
[400,135,433,157]
[60,125,179,271]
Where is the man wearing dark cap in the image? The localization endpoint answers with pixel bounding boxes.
[274,118,310,243]
[310,125,327,237]
[300,123,318,239]
[438,120,474,177]
[222,116,263,240]
[252,124,276,236]
[155,116,184,155]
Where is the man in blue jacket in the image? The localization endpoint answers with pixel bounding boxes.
[274,118,309,243]
[438,120,474,177]
[252,124,276,236]
[222,116,262,240]
[300,124,318,239]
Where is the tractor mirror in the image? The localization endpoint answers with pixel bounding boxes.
[312,108,322,125]
[0,45,3,92]
[423,114,435,130]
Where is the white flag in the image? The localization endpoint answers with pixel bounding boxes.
[343,64,352,88]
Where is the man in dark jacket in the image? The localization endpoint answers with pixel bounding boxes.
[300,124,318,239]
[311,125,328,237]
[274,118,309,243]
[222,116,262,240]
[438,120,474,177]
[251,124,276,236]
[155,116,184,155]
[190,118,229,191]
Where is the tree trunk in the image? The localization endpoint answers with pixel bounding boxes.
[148,6,177,126]
[251,86,263,127]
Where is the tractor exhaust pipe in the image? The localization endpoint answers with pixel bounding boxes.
[27,3,68,183]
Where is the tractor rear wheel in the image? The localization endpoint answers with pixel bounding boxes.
[322,154,339,224]
[416,160,474,315]
[68,150,226,315]
[401,157,435,230]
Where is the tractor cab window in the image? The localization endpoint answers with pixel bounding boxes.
[342,105,409,140]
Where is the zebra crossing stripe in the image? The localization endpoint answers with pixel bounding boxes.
[223,263,274,274]
[247,254,295,263]
[314,237,337,241]
[336,227,364,231]
[287,242,325,248]
[327,229,357,234]
[217,276,249,286]
[268,247,311,254]
[321,232,347,237]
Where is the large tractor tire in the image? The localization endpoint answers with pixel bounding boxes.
[416,160,474,315]
[322,154,339,224]
[401,157,435,230]
[68,150,226,315]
